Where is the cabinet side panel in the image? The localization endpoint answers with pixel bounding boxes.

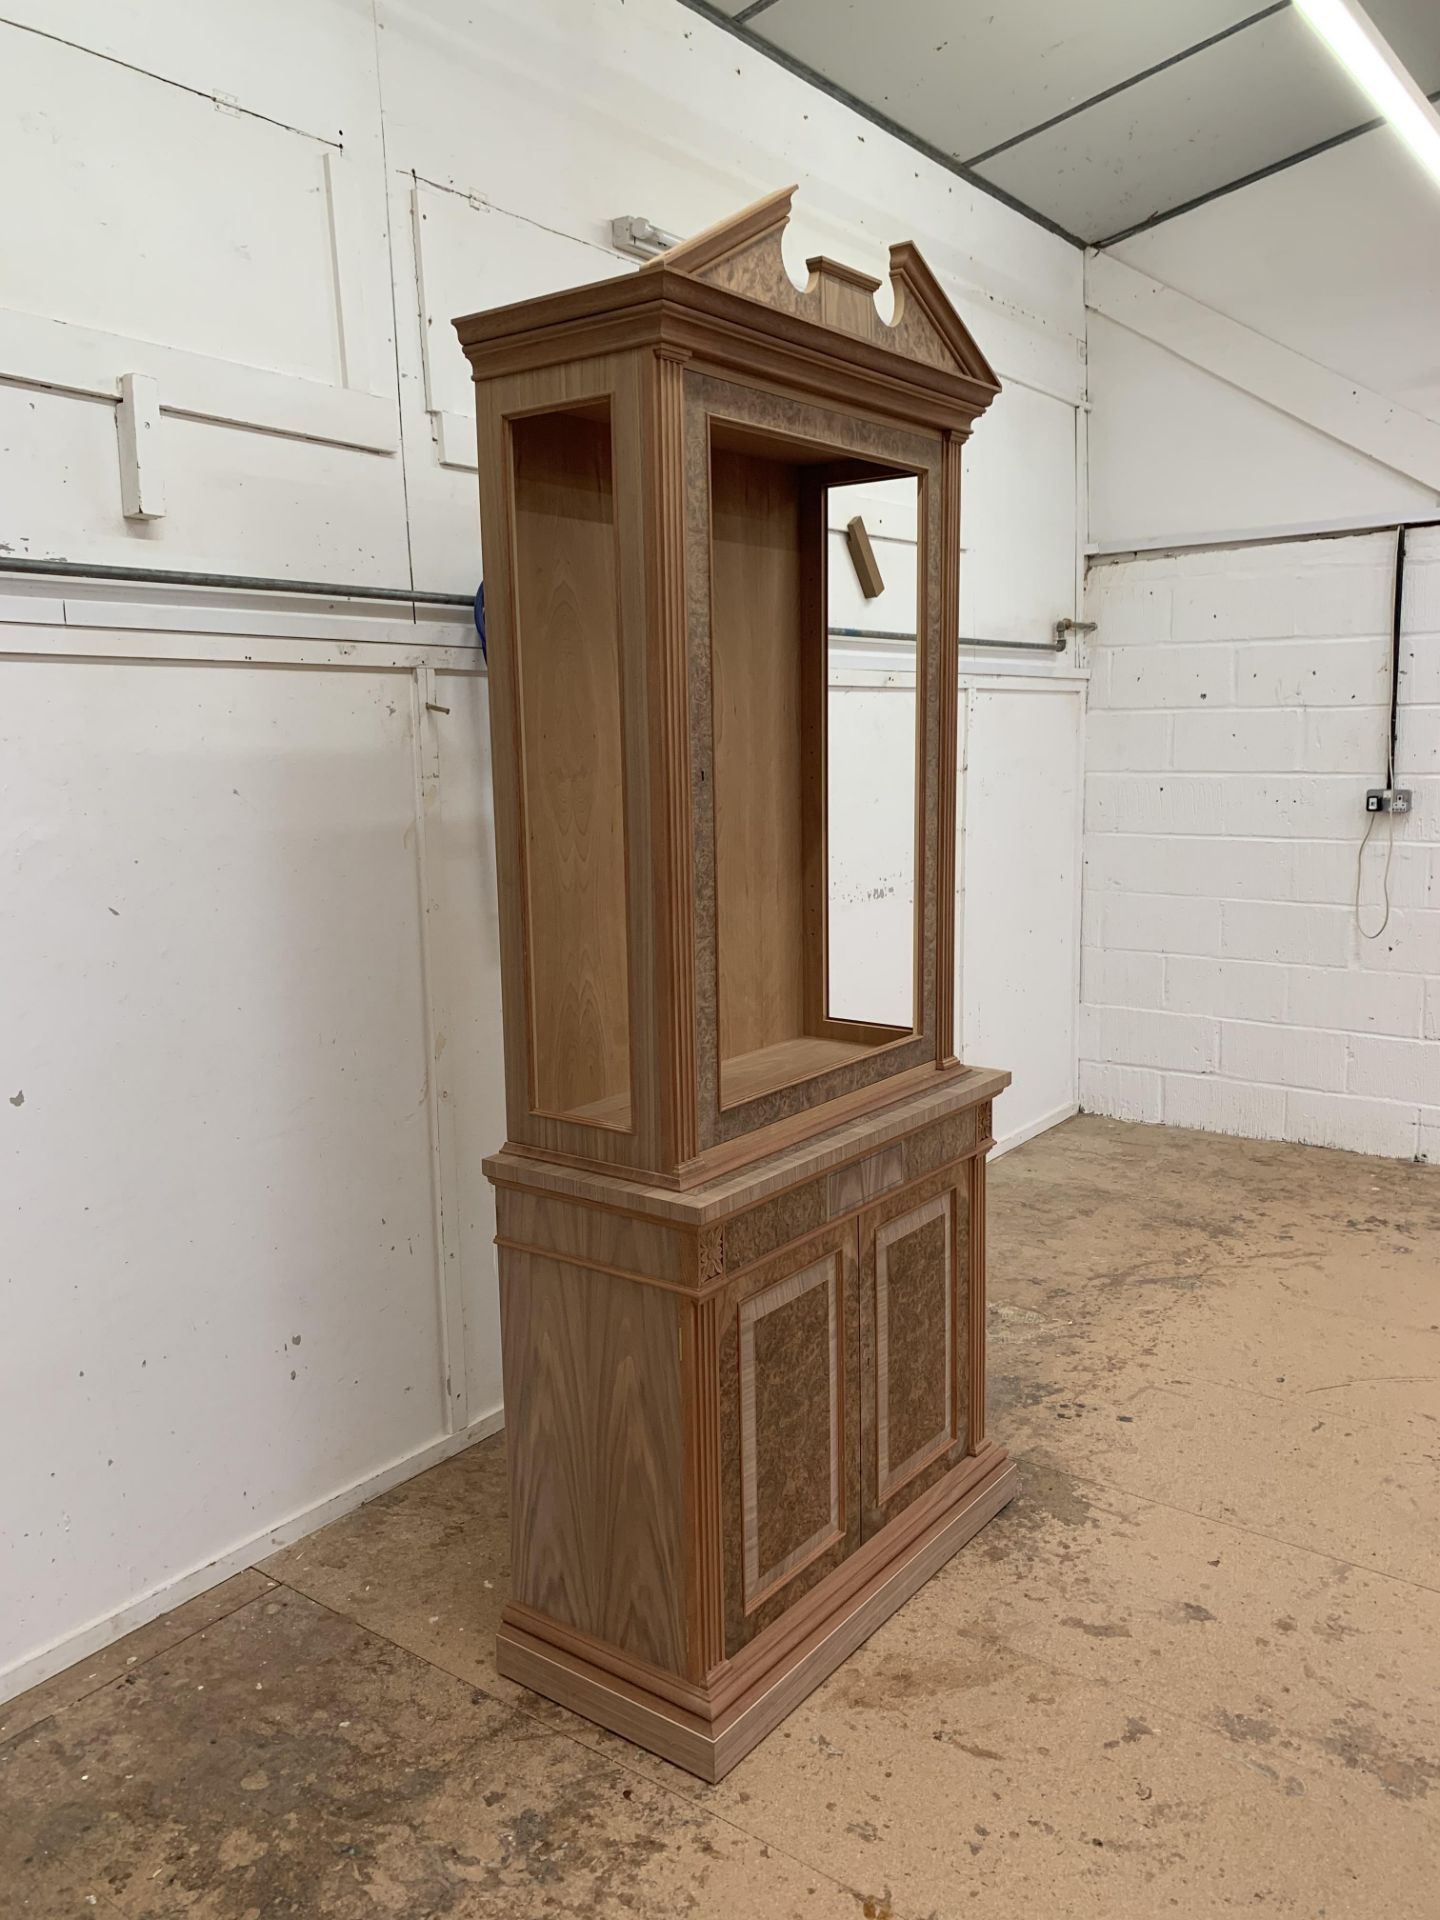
[502,1248,686,1673]
[511,408,632,1127]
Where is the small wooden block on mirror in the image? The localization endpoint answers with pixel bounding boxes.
[845,515,885,599]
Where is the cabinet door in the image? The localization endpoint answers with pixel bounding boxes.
[718,1223,861,1658]
[858,1162,972,1539]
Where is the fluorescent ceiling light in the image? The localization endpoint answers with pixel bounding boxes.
[1293,0,1440,189]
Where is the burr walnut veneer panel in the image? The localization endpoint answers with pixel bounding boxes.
[860,1165,973,1537]
[721,1226,861,1656]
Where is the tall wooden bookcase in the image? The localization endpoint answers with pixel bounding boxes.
[455,188,1015,1780]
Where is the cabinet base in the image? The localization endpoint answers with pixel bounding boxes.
[496,1449,1018,1782]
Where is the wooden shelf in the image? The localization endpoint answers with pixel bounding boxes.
[720,1034,877,1110]
[561,1088,633,1131]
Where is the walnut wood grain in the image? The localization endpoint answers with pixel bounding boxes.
[484,1065,1007,1229]
[511,407,630,1127]
[682,1289,726,1678]
[496,1448,1018,1782]
[475,353,661,1177]
[641,347,699,1170]
[501,1250,686,1673]
[495,1186,691,1289]
[685,371,946,1156]
[625,186,1003,392]
[711,445,807,1065]
[826,1142,907,1215]
[719,1034,876,1109]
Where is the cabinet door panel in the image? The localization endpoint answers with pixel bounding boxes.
[719,1224,860,1657]
[860,1162,972,1538]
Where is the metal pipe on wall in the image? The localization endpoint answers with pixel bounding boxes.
[1,561,1083,653]
[831,625,1067,654]
[0,556,474,609]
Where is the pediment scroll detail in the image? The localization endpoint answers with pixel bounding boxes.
[643,185,999,393]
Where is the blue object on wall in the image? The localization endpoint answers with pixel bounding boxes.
[474,581,486,662]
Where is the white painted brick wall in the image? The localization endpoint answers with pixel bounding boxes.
[1165,955,1288,1023]
[1080,529,1440,1161]
[1077,1061,1163,1124]
[1081,947,1166,1009]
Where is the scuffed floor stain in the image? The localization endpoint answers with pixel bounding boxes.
[0,1591,862,1917]
[1060,1616,1132,1639]
[1216,1711,1280,1746]
[1321,1720,1440,1801]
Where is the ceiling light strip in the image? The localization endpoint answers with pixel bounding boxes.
[1293,0,1440,187]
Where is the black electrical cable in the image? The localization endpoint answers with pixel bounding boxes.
[1388,524,1406,785]
[1357,525,1409,941]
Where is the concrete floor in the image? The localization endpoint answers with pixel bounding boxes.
[5,1114,1439,1918]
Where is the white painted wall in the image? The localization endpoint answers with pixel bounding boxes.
[0,581,504,1698]
[1082,530,1439,1159]
[824,474,1085,1142]
[1081,127,1440,1160]
[1088,130,1440,554]
[0,0,1086,1697]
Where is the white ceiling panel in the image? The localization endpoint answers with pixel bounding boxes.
[1110,134,1440,420]
[974,7,1373,242]
[749,0,1260,165]
[694,0,1440,245]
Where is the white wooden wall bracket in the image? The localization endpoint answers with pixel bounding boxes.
[1086,251,1440,494]
[410,182,480,474]
[323,152,381,396]
[116,372,164,520]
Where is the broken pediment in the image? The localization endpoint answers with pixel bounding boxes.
[642,185,1000,392]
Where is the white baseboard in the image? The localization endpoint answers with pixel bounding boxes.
[993,1098,1079,1159]
[0,1407,505,1707]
